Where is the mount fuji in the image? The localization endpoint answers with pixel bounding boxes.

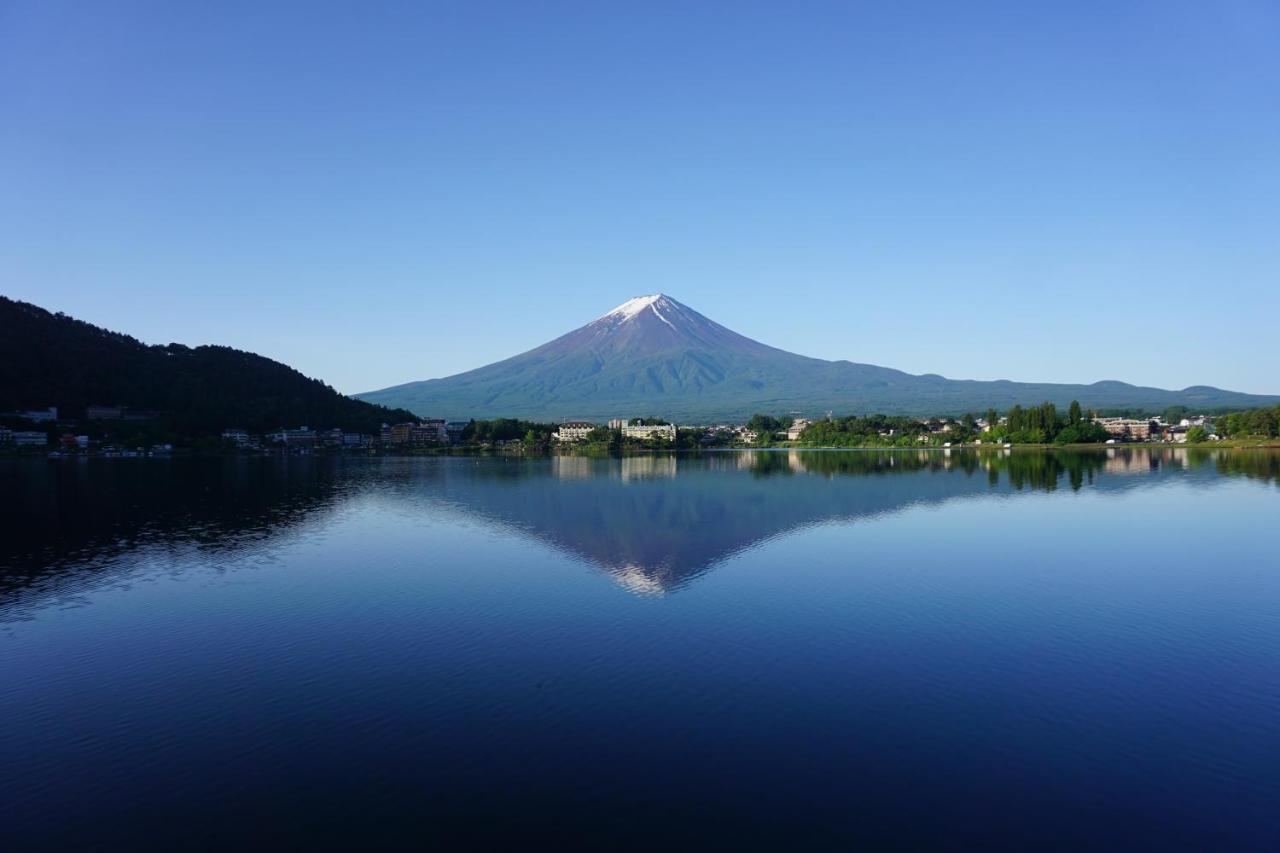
[358,294,1278,421]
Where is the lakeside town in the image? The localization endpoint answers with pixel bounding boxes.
[4,401,1277,457]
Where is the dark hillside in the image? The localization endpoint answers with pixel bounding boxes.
[0,296,416,436]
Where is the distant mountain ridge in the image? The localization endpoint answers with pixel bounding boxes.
[358,294,1279,420]
[0,296,416,435]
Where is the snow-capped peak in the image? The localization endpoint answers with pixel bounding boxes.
[603,294,668,322]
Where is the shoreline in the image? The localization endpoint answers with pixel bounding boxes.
[10,440,1280,460]
[782,440,1280,451]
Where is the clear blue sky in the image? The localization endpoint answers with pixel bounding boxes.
[3,1,1277,395]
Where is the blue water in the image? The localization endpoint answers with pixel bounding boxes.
[2,449,1278,849]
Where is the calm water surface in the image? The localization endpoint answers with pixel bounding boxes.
[2,449,1279,849]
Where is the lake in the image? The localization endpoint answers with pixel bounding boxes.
[3,449,1279,849]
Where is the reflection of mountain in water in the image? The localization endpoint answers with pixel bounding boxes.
[3,449,1275,612]
[420,448,1244,594]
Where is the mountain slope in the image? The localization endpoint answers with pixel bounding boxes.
[358,294,1280,420]
[0,296,417,434]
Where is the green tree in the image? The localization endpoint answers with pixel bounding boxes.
[1007,405,1025,433]
[585,426,615,443]
[746,414,782,434]
[1186,426,1208,444]
[1068,400,1082,426]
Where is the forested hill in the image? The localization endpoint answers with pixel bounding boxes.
[0,296,417,435]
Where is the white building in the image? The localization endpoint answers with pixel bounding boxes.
[786,419,813,441]
[11,430,48,446]
[554,421,597,442]
[622,423,676,441]
[222,428,255,448]
[268,428,316,448]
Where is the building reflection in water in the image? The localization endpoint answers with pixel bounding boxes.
[3,448,1276,611]
[621,455,677,482]
[552,456,594,480]
[427,448,1265,595]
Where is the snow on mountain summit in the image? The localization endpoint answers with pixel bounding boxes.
[600,294,671,323]
[357,292,1280,420]
[580,293,771,353]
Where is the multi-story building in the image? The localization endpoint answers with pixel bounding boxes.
[607,419,627,430]
[389,422,416,445]
[269,428,317,449]
[554,421,597,442]
[221,428,255,448]
[316,428,345,447]
[416,419,448,444]
[445,421,470,443]
[1094,417,1156,441]
[342,432,371,448]
[389,421,448,446]
[11,431,48,446]
[622,423,676,442]
[419,418,449,444]
[786,419,813,441]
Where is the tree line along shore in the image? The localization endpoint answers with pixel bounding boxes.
[4,401,1279,456]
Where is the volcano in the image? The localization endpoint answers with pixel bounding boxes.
[357,294,1278,421]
